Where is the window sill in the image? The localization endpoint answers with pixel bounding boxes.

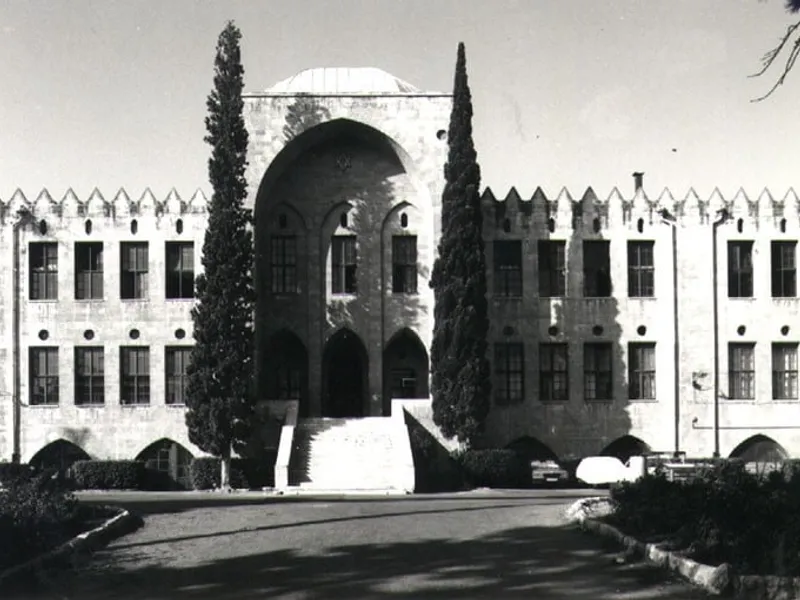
[627,296,658,301]
[121,403,151,408]
[726,297,756,301]
[165,297,194,302]
[120,298,149,302]
[723,399,756,403]
[27,298,59,303]
[26,404,59,408]
[771,398,799,403]
[331,293,358,299]
[629,398,659,403]
[584,398,613,403]
[74,298,104,303]
[166,403,187,408]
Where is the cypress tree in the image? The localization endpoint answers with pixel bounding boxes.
[429,42,491,446]
[185,21,255,489]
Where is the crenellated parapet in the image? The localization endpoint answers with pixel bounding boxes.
[480,186,800,230]
[0,188,210,224]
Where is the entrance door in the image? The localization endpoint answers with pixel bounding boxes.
[323,329,367,418]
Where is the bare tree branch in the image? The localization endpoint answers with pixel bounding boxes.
[750,20,800,101]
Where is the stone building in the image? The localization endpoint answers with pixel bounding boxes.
[0,67,798,487]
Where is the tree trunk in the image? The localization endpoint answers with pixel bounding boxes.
[220,449,231,491]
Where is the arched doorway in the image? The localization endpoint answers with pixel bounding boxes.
[264,330,309,416]
[136,439,194,490]
[600,435,651,463]
[730,435,788,463]
[383,329,429,407]
[323,328,368,418]
[30,439,90,474]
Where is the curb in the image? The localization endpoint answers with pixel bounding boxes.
[566,498,800,599]
[565,497,731,596]
[0,505,144,588]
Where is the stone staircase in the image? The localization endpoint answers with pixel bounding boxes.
[288,417,413,492]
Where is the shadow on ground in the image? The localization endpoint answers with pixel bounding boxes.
[6,511,708,599]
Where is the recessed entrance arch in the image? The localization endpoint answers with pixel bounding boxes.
[264,329,309,416]
[136,439,194,490]
[383,328,429,407]
[600,435,651,463]
[29,439,90,474]
[322,328,368,418]
[730,434,788,463]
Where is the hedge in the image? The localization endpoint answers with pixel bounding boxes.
[609,459,800,576]
[72,460,146,490]
[189,457,274,490]
[0,462,38,486]
[456,449,532,489]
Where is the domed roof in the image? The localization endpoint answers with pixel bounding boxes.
[267,67,422,95]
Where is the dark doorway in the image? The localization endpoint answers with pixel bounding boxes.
[383,328,429,413]
[265,329,309,416]
[323,329,367,418]
[30,439,90,475]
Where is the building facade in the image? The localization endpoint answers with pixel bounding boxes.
[0,67,798,484]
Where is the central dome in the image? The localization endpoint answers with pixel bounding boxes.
[267,67,422,95]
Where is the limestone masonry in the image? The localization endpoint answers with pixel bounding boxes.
[0,67,797,486]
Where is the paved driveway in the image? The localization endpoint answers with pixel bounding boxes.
[5,490,709,599]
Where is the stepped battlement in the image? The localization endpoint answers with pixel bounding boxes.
[0,188,210,223]
[481,186,800,227]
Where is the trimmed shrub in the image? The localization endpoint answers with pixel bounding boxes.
[0,462,38,486]
[72,460,145,490]
[235,456,275,489]
[190,457,247,490]
[457,449,532,489]
[609,459,800,576]
[0,472,79,569]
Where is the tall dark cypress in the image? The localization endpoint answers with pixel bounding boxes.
[184,21,255,489]
[429,43,491,447]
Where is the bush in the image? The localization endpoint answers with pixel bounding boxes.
[189,458,247,490]
[609,459,800,576]
[457,449,532,489]
[0,462,38,487]
[0,472,79,569]
[72,460,146,490]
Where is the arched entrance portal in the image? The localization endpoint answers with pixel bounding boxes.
[383,328,429,409]
[323,329,368,418]
[30,439,91,474]
[136,439,194,490]
[264,330,309,416]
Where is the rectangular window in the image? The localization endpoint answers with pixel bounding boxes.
[331,235,357,294]
[584,342,612,401]
[628,343,656,400]
[270,235,298,294]
[74,242,104,300]
[75,347,104,406]
[772,343,798,400]
[627,241,655,298]
[120,346,150,405]
[728,241,754,298]
[728,343,755,399]
[29,347,58,406]
[537,241,566,298]
[771,241,797,298]
[493,240,523,297]
[494,343,524,404]
[120,242,149,300]
[392,236,418,294]
[29,242,58,300]
[165,242,194,299]
[165,347,191,405]
[583,241,612,297]
[539,343,568,402]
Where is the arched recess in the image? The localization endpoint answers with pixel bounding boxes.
[29,439,90,474]
[322,328,368,418]
[729,434,788,463]
[505,436,559,462]
[599,435,651,463]
[136,438,194,490]
[383,328,429,407]
[263,329,309,416]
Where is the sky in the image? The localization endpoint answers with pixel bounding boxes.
[2,0,800,202]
